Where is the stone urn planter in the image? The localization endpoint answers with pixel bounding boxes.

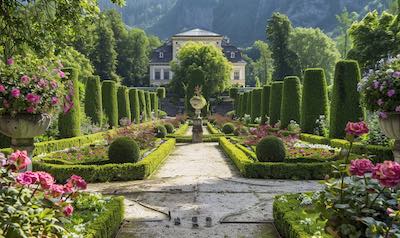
[190,95,207,119]
[0,114,51,170]
[190,95,207,143]
[379,112,400,162]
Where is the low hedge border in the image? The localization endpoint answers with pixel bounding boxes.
[175,135,224,143]
[207,122,221,134]
[171,123,189,136]
[84,196,125,238]
[300,133,393,162]
[33,139,176,183]
[219,137,342,180]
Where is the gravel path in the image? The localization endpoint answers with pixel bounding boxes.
[88,127,321,238]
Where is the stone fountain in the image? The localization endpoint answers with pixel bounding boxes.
[189,86,207,143]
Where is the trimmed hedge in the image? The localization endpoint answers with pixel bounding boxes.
[174,135,223,143]
[229,87,239,99]
[157,87,166,99]
[329,60,364,139]
[138,90,147,122]
[269,81,284,125]
[246,91,252,115]
[171,123,189,136]
[85,76,103,126]
[260,85,271,124]
[301,68,329,134]
[251,88,262,122]
[102,80,118,128]
[33,139,176,182]
[129,88,140,124]
[145,91,152,120]
[207,122,221,134]
[237,94,243,118]
[151,92,159,118]
[280,76,301,129]
[117,86,131,124]
[299,133,330,145]
[59,67,81,138]
[84,196,124,238]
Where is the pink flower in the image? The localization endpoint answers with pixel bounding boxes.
[373,80,380,89]
[388,89,396,97]
[63,102,74,114]
[11,88,20,98]
[377,99,384,106]
[393,71,400,78]
[7,58,14,65]
[372,161,400,188]
[49,184,64,198]
[51,96,59,105]
[2,100,10,108]
[26,107,35,113]
[63,204,74,217]
[26,93,41,104]
[345,121,369,137]
[58,70,65,78]
[67,175,87,190]
[16,171,39,186]
[37,171,54,189]
[38,79,48,89]
[20,75,30,84]
[50,80,58,89]
[8,150,31,171]
[396,106,400,113]
[379,112,388,119]
[349,159,374,176]
[0,85,5,93]
[63,183,74,193]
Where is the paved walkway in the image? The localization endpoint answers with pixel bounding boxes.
[88,127,321,238]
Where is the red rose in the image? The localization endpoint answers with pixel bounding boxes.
[349,159,374,176]
[345,121,369,137]
[372,161,400,188]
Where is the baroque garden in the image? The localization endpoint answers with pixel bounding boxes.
[1,1,400,238]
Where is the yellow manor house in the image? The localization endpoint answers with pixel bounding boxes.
[149,28,246,86]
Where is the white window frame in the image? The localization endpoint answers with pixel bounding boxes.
[234,71,240,80]
[231,52,236,59]
[159,52,164,59]
[155,70,161,80]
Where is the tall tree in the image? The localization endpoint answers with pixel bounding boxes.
[335,8,359,58]
[253,41,274,85]
[266,13,300,80]
[289,27,341,84]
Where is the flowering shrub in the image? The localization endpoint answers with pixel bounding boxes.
[0,151,87,237]
[359,55,400,118]
[313,115,328,137]
[0,55,71,116]
[287,120,301,133]
[106,124,157,149]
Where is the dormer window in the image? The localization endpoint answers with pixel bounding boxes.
[230,52,236,59]
[159,52,164,59]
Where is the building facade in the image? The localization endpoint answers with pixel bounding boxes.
[149,28,246,86]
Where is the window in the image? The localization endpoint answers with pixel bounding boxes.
[234,71,240,80]
[155,70,161,80]
[159,52,164,59]
[164,70,170,80]
[230,52,236,59]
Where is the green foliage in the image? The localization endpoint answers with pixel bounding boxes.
[151,92,159,118]
[251,41,274,85]
[108,137,140,164]
[301,69,329,134]
[85,76,103,126]
[33,139,176,182]
[229,87,239,98]
[349,10,399,69]
[261,85,271,124]
[329,60,364,139]
[280,76,301,129]
[155,125,167,138]
[128,88,140,124]
[138,90,147,121]
[157,87,166,99]
[101,80,119,128]
[251,88,262,122]
[145,91,152,120]
[117,86,131,123]
[246,91,252,115]
[57,46,95,82]
[269,82,283,125]
[170,42,232,99]
[222,123,235,134]
[59,68,82,138]
[289,27,340,84]
[335,9,359,58]
[256,136,286,162]
[236,94,243,117]
[266,13,300,80]
[0,133,11,149]
[164,123,175,134]
[242,92,249,117]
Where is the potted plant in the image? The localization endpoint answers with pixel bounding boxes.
[0,54,72,169]
[359,55,400,161]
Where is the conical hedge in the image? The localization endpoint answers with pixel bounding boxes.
[145,91,152,120]
[59,67,81,138]
[102,80,118,128]
[251,88,262,122]
[242,92,248,117]
[329,60,364,138]
[281,76,302,129]
[260,85,271,124]
[156,87,166,99]
[117,85,131,124]
[237,93,243,117]
[301,68,329,134]
[269,81,284,125]
[246,91,252,115]
[150,92,159,118]
[85,75,103,127]
[128,88,140,124]
[138,90,147,122]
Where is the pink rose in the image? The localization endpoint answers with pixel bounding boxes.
[0,85,5,93]
[20,75,30,84]
[345,121,369,137]
[49,184,64,198]
[349,159,374,176]
[3,100,10,108]
[51,96,59,105]
[26,93,41,104]
[7,58,14,65]
[372,161,400,188]
[11,88,20,98]
[8,150,31,171]
[63,204,74,217]
[38,79,48,89]
[16,171,39,186]
[37,171,54,189]
[26,107,35,113]
[58,70,65,78]
[63,183,74,193]
[50,80,58,89]
[67,175,87,190]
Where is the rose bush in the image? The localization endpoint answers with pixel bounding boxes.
[0,54,72,116]
[0,151,87,237]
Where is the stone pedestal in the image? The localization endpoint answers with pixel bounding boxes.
[192,118,203,143]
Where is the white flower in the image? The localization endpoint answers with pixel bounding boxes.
[300,218,313,225]
[277,196,288,203]
[300,196,313,206]
[386,69,395,74]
